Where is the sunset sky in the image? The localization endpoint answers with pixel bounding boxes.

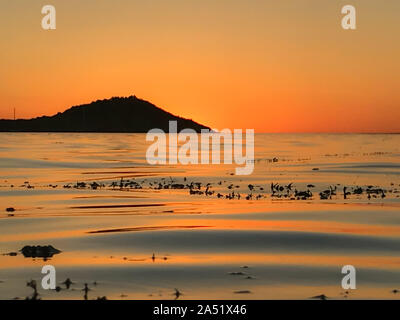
[0,0,399,132]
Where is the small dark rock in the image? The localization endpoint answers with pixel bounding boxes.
[20,245,61,258]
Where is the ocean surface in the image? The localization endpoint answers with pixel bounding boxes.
[0,133,399,300]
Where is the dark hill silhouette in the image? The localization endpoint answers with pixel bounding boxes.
[0,96,209,132]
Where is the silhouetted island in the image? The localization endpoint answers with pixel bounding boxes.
[0,96,209,132]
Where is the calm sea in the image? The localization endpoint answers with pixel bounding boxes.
[0,133,399,299]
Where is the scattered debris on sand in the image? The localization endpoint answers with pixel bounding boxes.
[310,294,328,300]
[26,280,40,300]
[2,175,398,204]
[234,290,252,294]
[174,288,182,300]
[3,252,18,256]
[83,283,91,300]
[62,278,74,289]
[228,272,246,276]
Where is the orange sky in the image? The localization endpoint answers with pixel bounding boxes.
[0,0,399,132]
